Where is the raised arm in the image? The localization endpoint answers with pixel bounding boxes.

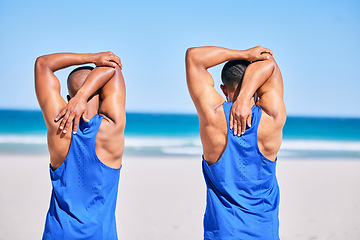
[56,62,126,133]
[230,57,286,136]
[98,65,126,130]
[35,52,121,133]
[56,66,117,134]
[185,46,273,121]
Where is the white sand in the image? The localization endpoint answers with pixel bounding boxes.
[0,154,359,239]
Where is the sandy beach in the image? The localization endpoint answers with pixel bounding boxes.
[0,154,359,240]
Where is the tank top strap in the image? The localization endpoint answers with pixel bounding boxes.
[78,114,103,143]
[250,105,262,132]
[222,101,233,130]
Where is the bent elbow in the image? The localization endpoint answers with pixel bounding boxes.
[263,58,276,74]
[268,57,276,67]
[106,66,116,75]
[35,55,51,71]
[35,55,46,69]
[113,65,122,75]
[185,47,200,64]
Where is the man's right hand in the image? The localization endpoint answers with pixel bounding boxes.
[93,51,122,69]
[242,46,274,62]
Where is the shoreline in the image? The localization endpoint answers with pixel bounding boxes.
[1,135,360,160]
[1,154,359,239]
[0,149,359,160]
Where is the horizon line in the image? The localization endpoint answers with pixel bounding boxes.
[0,107,359,119]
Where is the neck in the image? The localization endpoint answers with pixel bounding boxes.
[84,96,100,120]
[227,92,255,107]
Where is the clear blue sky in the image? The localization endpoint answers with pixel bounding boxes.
[0,0,359,117]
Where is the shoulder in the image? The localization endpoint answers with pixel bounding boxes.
[198,100,226,126]
[42,98,67,133]
[98,113,125,135]
[199,102,228,165]
[256,103,285,161]
[257,101,286,131]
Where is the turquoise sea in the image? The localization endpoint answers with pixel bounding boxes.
[0,109,359,158]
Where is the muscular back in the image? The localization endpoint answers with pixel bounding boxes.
[35,55,125,170]
[185,46,286,165]
[206,61,285,164]
[46,112,124,170]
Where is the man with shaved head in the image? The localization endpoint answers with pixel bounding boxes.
[35,52,125,240]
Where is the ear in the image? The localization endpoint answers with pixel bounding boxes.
[67,95,71,102]
[220,84,228,97]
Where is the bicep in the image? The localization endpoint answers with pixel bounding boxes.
[256,63,286,128]
[34,58,66,128]
[99,66,126,129]
[185,56,224,120]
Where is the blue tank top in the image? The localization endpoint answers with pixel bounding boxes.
[42,115,121,240]
[202,102,280,240]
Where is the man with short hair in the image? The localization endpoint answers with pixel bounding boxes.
[185,46,286,239]
[35,51,125,239]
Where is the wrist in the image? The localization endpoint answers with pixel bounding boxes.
[74,89,89,101]
[228,49,247,61]
[235,93,252,103]
[88,53,98,65]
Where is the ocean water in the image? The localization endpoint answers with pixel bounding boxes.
[0,109,359,158]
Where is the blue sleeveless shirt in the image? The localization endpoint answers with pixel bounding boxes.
[202,102,280,240]
[42,115,121,240]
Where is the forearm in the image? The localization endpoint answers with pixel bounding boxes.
[186,46,249,69]
[237,58,276,100]
[36,53,97,72]
[76,67,116,101]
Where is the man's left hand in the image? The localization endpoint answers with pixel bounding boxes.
[229,97,253,136]
[55,93,89,134]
